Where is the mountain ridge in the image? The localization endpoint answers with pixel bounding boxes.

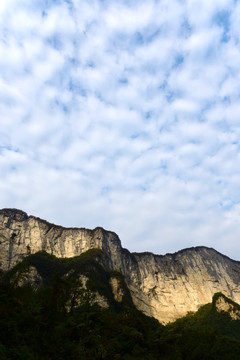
[1,207,235,261]
[0,207,240,324]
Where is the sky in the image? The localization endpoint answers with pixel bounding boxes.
[0,0,240,260]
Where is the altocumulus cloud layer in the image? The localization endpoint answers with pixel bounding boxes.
[1,0,240,259]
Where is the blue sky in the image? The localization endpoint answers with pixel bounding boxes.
[1,0,240,259]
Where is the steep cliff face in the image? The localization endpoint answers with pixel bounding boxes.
[0,208,124,272]
[1,208,240,324]
[131,249,240,323]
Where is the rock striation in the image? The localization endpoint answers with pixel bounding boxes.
[0,208,240,324]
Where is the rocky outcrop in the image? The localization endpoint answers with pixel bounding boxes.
[9,265,43,289]
[214,294,240,320]
[65,274,109,311]
[1,208,240,324]
[110,277,125,303]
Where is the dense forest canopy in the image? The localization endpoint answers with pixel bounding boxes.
[0,251,240,359]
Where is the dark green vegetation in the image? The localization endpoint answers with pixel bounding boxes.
[0,251,240,359]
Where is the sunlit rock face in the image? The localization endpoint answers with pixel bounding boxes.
[131,249,240,323]
[1,208,240,324]
[214,294,240,320]
[0,208,124,272]
[109,277,125,302]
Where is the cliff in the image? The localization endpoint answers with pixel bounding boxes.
[0,208,240,324]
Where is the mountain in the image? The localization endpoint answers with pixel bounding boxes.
[1,208,240,324]
[0,249,240,359]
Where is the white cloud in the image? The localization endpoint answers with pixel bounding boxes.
[104,2,154,33]
[0,0,240,260]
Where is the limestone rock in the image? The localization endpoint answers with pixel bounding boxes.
[131,249,240,323]
[109,276,124,302]
[1,208,240,323]
[65,275,109,312]
[0,208,123,272]
[10,265,43,289]
[215,294,240,320]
